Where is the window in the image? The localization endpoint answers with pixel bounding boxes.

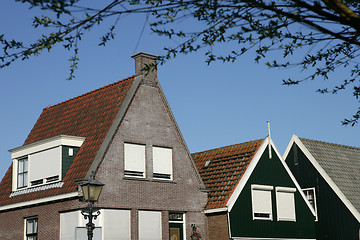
[303,188,318,221]
[75,227,101,240]
[153,146,172,180]
[276,187,296,221]
[60,210,103,240]
[103,209,131,240]
[124,143,146,178]
[25,217,38,240]
[10,135,85,191]
[139,211,162,240]
[251,185,273,220]
[18,158,28,188]
[30,147,61,185]
[169,213,184,240]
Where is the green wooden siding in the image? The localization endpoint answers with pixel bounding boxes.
[286,144,360,240]
[62,146,79,179]
[229,147,315,239]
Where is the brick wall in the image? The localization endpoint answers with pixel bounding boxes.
[0,198,80,240]
[95,80,209,239]
[207,212,230,240]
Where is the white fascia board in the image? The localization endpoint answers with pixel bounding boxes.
[282,134,297,160]
[0,192,78,212]
[269,137,316,217]
[204,207,228,214]
[226,138,268,212]
[9,135,85,159]
[287,135,360,222]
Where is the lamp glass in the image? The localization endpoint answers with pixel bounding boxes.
[81,181,104,202]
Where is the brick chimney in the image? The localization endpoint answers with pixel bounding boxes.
[131,52,158,83]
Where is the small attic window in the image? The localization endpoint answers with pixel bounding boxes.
[68,148,74,156]
[9,135,85,192]
[204,160,211,168]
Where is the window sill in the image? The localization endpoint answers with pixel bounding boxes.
[123,176,177,184]
[123,176,151,181]
[152,178,177,184]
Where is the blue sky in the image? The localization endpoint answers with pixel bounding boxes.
[0,1,359,179]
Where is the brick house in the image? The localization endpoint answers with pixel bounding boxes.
[0,53,208,240]
[192,137,316,240]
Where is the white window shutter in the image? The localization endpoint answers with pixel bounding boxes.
[276,188,296,221]
[60,211,78,240]
[29,146,61,183]
[139,211,162,240]
[152,147,172,179]
[103,209,131,240]
[124,143,145,177]
[252,189,272,220]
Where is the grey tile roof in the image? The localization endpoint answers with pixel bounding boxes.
[299,138,360,212]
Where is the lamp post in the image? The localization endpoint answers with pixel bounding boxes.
[79,178,104,240]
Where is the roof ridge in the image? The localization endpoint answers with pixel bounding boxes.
[43,75,135,111]
[299,137,360,151]
[191,139,264,155]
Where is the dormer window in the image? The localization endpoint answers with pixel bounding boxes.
[10,135,85,192]
[17,157,28,188]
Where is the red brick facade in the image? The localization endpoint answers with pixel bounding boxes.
[0,198,81,239]
[207,212,230,240]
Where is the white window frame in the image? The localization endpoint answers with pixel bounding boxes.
[18,157,28,189]
[169,213,186,240]
[124,143,146,178]
[24,216,38,240]
[251,185,273,221]
[152,146,173,180]
[303,187,318,221]
[275,186,297,222]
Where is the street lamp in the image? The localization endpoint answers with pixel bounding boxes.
[79,178,104,240]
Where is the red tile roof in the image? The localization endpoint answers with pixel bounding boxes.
[0,76,135,206]
[192,139,263,209]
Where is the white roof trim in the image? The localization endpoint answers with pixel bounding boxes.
[284,134,360,222]
[0,192,78,212]
[204,207,228,214]
[9,135,85,159]
[270,137,316,217]
[226,137,315,216]
[226,138,267,212]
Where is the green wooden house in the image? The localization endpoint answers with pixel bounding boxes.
[192,137,316,240]
[284,135,360,240]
